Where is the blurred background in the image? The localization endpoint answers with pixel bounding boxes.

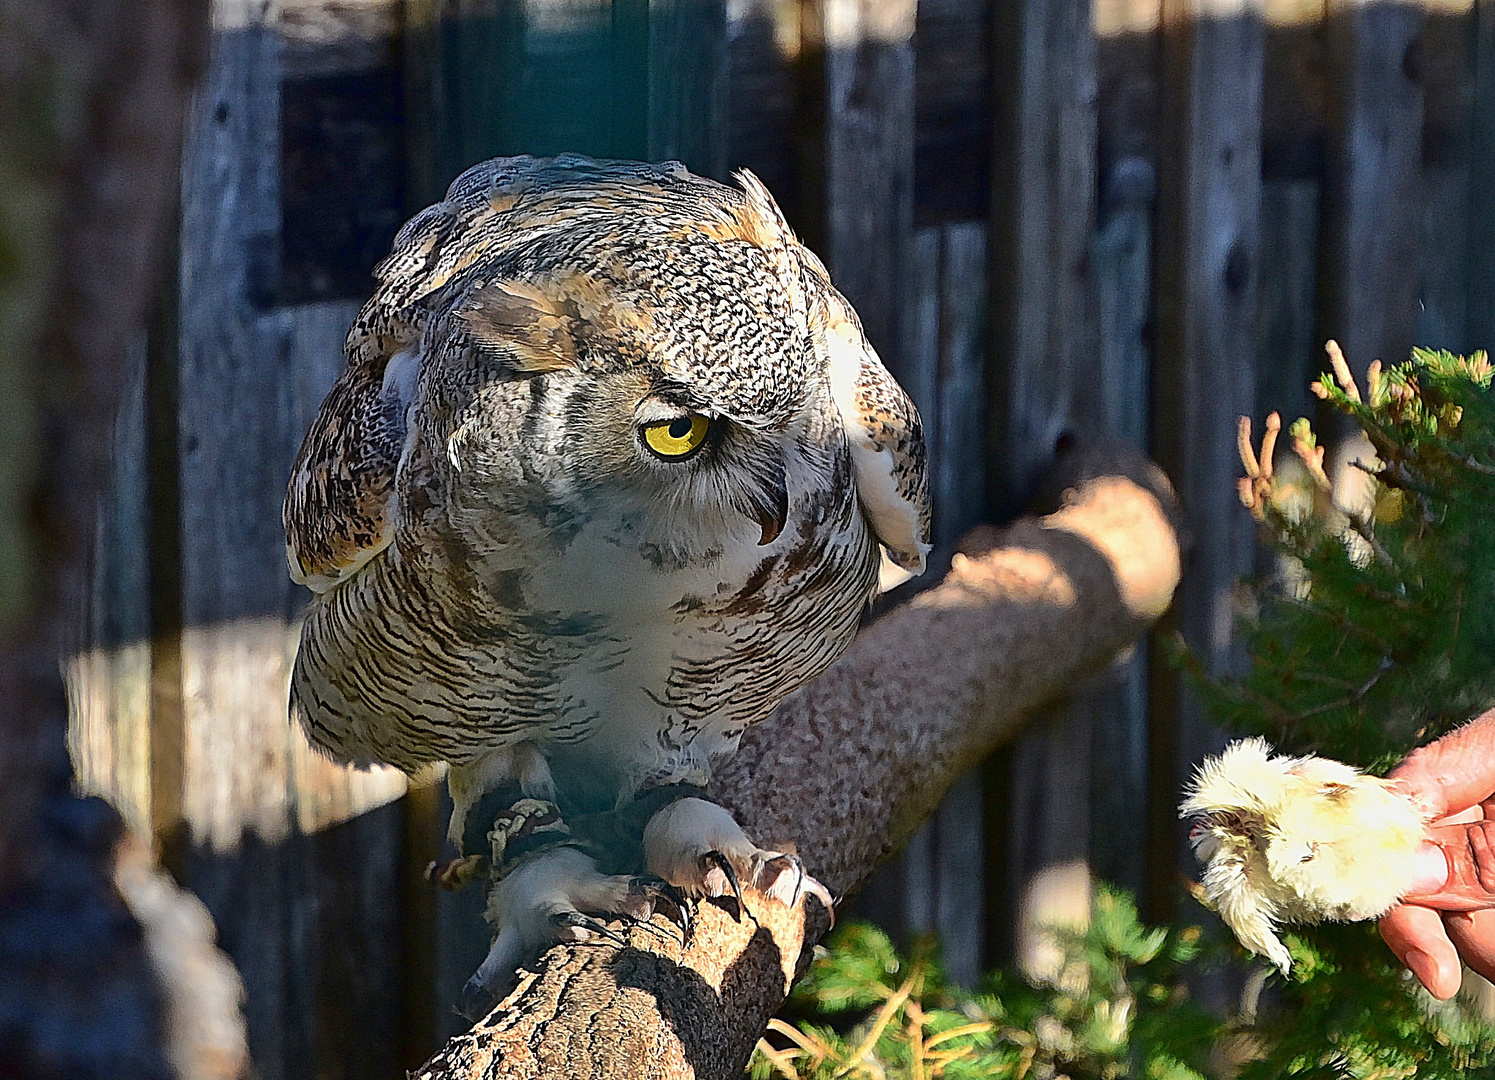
[63,0,1492,1075]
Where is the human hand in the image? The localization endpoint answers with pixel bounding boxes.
[1379,707,1495,998]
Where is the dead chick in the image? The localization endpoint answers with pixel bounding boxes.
[1180,737,1437,971]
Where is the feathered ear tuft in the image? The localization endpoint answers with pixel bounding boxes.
[731,169,796,249]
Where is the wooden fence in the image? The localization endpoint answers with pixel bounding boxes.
[67,0,1495,1075]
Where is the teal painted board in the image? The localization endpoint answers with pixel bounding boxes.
[420,0,726,194]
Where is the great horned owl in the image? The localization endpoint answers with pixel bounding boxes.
[284,155,930,998]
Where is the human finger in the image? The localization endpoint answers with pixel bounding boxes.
[1380,902,1464,998]
[1389,708,1495,820]
[1445,907,1495,986]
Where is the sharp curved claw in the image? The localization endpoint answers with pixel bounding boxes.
[760,853,806,905]
[703,849,757,926]
[758,853,836,926]
[630,875,694,944]
[549,910,629,947]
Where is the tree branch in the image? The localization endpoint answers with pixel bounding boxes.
[416,446,1184,1080]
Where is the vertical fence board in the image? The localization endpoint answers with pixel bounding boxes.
[928,224,989,983]
[1419,164,1472,351]
[68,344,152,837]
[176,28,298,1076]
[802,0,916,362]
[988,0,1101,512]
[175,17,407,1080]
[1147,0,1263,917]
[1088,0,1158,903]
[853,226,941,941]
[800,0,920,947]
[987,0,1102,979]
[648,0,730,176]
[1256,180,1320,425]
[1414,3,1475,354]
[1091,203,1154,900]
[723,0,801,218]
[1319,0,1425,381]
[915,0,991,223]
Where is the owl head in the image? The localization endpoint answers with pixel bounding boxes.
[394,155,930,577]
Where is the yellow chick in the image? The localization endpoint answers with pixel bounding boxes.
[1179,738,1428,971]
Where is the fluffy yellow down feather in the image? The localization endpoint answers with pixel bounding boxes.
[1179,738,1428,972]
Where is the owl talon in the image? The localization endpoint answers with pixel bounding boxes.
[477,846,649,998]
[757,853,835,924]
[629,875,694,943]
[643,797,835,925]
[702,849,753,924]
[425,854,488,891]
[549,909,630,946]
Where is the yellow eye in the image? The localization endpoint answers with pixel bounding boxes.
[641,414,711,459]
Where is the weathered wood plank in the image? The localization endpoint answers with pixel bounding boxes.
[1256,179,1320,426]
[927,223,989,984]
[175,15,406,1079]
[800,0,916,363]
[987,0,1103,978]
[1261,2,1329,180]
[987,0,1101,514]
[1090,157,1155,896]
[914,0,991,223]
[1096,0,1161,207]
[648,0,729,177]
[1147,0,1263,917]
[935,224,990,540]
[855,220,989,978]
[1318,0,1425,380]
[850,225,941,941]
[1094,204,1152,447]
[1004,697,1093,980]
[1419,165,1472,351]
[1416,5,1476,352]
[67,341,152,837]
[1089,8,1158,902]
[723,0,801,220]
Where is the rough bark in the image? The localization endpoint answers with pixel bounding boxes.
[0,1,207,1076]
[416,446,1184,1080]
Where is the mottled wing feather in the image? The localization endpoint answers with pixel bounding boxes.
[284,350,412,592]
[818,284,932,572]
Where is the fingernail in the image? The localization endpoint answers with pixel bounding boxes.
[1406,843,1450,895]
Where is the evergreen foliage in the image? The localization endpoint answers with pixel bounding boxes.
[759,348,1495,1078]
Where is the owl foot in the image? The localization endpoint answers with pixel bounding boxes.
[642,797,835,921]
[447,744,556,853]
[461,845,654,1021]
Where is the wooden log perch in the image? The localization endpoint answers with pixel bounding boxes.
[416,445,1184,1080]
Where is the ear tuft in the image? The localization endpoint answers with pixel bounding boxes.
[726,170,796,250]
